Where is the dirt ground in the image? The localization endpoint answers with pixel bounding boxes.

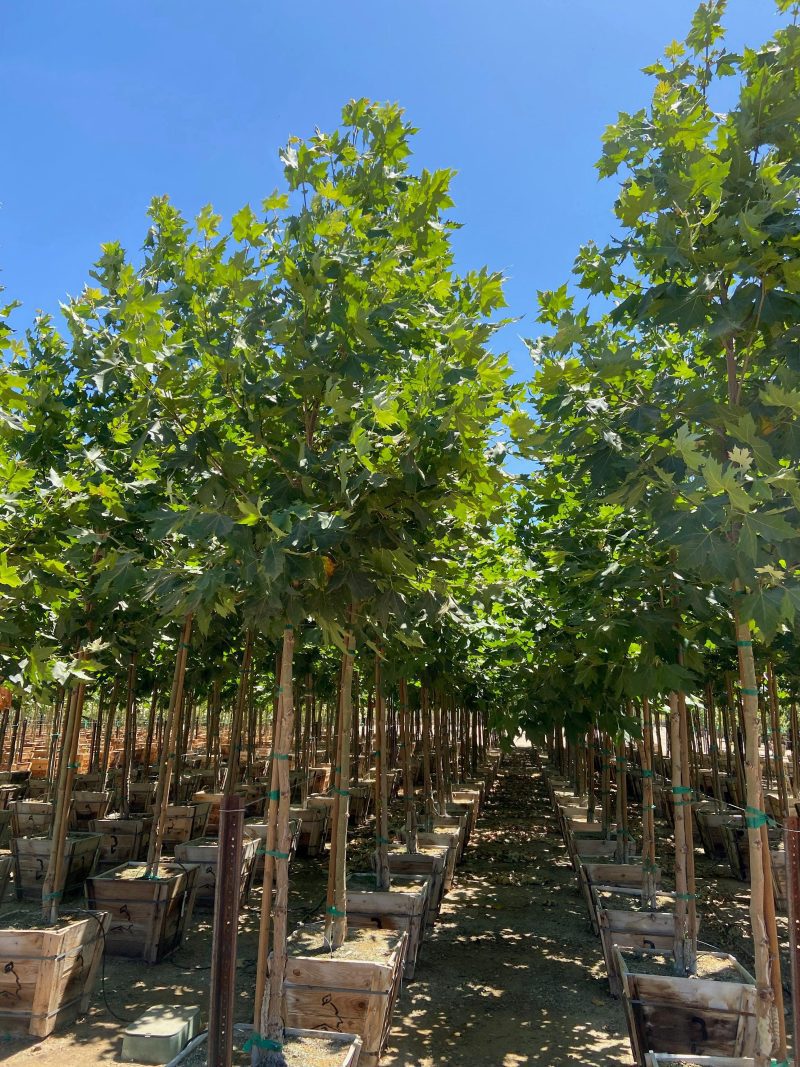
[0,754,790,1065]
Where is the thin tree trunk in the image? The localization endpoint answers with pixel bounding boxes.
[146,616,193,875]
[373,657,390,890]
[325,622,355,950]
[400,679,417,854]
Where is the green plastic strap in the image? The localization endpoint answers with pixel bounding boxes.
[736,640,752,647]
[640,770,653,778]
[179,642,191,650]
[642,860,659,871]
[42,891,62,900]
[267,789,280,801]
[372,750,381,758]
[617,757,627,764]
[745,805,776,829]
[376,835,391,844]
[271,752,290,761]
[671,786,693,794]
[260,849,290,859]
[333,788,350,797]
[772,1060,790,1066]
[742,688,759,697]
[675,892,696,901]
[67,762,80,769]
[334,766,341,773]
[243,1034,283,1053]
[327,905,345,917]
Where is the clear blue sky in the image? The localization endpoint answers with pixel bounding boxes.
[0,1,783,381]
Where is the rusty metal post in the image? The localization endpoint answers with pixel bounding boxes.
[208,794,244,1067]
[786,815,800,1062]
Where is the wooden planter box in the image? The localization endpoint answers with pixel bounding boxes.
[290,804,328,858]
[0,809,12,849]
[281,923,407,1067]
[0,911,109,1037]
[771,849,787,913]
[432,815,467,861]
[168,1023,362,1067]
[416,830,458,894]
[617,948,757,1064]
[10,800,53,838]
[85,861,199,963]
[89,816,152,868]
[578,862,658,935]
[695,807,730,860]
[307,794,336,842]
[245,817,300,879]
[69,790,111,832]
[0,851,12,904]
[645,1057,755,1066]
[721,819,782,882]
[162,804,210,852]
[128,781,157,814]
[348,784,371,826]
[387,844,448,927]
[346,873,430,979]
[174,836,258,908]
[12,832,101,902]
[598,905,679,997]
[0,784,22,810]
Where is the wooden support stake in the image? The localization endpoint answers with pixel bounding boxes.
[208,794,244,1067]
[785,815,800,1064]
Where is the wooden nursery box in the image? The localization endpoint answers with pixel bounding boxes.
[387,843,449,926]
[128,781,157,814]
[174,835,258,908]
[245,817,300,878]
[161,803,210,852]
[89,816,152,867]
[616,948,757,1064]
[694,807,730,860]
[416,830,459,894]
[10,800,53,838]
[645,1057,755,1067]
[170,1024,362,1066]
[290,804,328,857]
[280,923,408,1067]
[0,851,12,904]
[0,910,109,1037]
[85,861,199,963]
[597,902,680,997]
[69,790,111,831]
[12,832,101,902]
[346,872,430,979]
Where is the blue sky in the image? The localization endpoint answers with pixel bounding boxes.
[0,1,783,381]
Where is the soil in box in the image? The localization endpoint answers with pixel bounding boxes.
[85,861,199,963]
[346,872,430,979]
[281,922,408,1067]
[0,910,109,1037]
[617,949,757,1063]
[12,832,101,901]
[173,1026,362,1067]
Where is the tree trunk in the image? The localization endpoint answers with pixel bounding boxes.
[146,616,193,875]
[373,657,390,891]
[325,624,355,950]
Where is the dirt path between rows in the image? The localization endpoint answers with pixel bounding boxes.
[0,754,634,1065]
[383,752,634,1066]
